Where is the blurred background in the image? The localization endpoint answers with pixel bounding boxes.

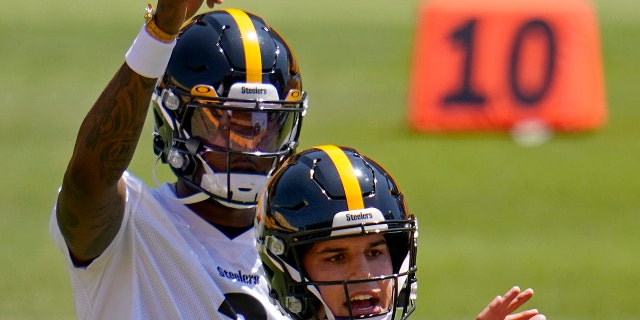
[1,0,638,318]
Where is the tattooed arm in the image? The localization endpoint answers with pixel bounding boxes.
[56,65,156,265]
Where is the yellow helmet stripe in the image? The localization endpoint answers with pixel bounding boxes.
[316,145,365,210]
[225,9,262,83]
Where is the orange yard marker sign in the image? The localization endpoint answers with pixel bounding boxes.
[407,0,606,132]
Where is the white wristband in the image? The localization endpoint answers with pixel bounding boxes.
[125,25,176,78]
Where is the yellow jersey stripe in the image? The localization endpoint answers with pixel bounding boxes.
[225,9,262,83]
[316,145,365,210]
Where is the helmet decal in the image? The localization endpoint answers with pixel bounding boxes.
[191,85,219,98]
[330,208,388,237]
[316,144,365,210]
[224,8,262,83]
[228,83,279,100]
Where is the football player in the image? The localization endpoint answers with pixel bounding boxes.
[255,145,545,320]
[50,0,306,318]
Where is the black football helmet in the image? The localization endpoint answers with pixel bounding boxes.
[152,9,307,207]
[255,145,418,320]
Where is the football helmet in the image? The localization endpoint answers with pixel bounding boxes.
[255,145,418,320]
[152,9,307,207]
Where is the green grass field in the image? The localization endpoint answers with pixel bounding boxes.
[1,0,639,318]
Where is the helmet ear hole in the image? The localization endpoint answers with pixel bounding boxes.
[153,134,165,159]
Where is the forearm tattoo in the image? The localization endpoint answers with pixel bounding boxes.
[83,66,157,185]
[58,65,158,264]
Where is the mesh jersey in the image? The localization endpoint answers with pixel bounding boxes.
[50,172,288,320]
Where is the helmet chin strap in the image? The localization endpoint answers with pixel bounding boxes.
[152,155,209,204]
[196,154,260,209]
[197,153,230,197]
[153,150,265,208]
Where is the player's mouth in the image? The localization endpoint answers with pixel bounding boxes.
[344,292,384,317]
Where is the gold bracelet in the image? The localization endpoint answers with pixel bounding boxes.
[144,3,177,43]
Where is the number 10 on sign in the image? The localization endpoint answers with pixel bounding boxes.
[408,0,605,132]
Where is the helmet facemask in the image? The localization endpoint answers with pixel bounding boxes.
[153,83,307,207]
[260,218,418,320]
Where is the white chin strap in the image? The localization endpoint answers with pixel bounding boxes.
[197,154,266,209]
[198,154,228,197]
[153,153,268,207]
[175,192,210,204]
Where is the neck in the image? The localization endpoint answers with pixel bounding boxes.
[174,179,255,228]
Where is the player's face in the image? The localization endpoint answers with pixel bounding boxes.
[190,105,289,176]
[303,234,394,318]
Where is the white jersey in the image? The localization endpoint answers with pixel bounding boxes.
[50,172,288,320]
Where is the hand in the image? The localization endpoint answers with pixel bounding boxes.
[476,286,546,320]
[154,0,223,35]
[186,0,223,21]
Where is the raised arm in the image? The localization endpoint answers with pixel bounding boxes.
[56,0,221,265]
